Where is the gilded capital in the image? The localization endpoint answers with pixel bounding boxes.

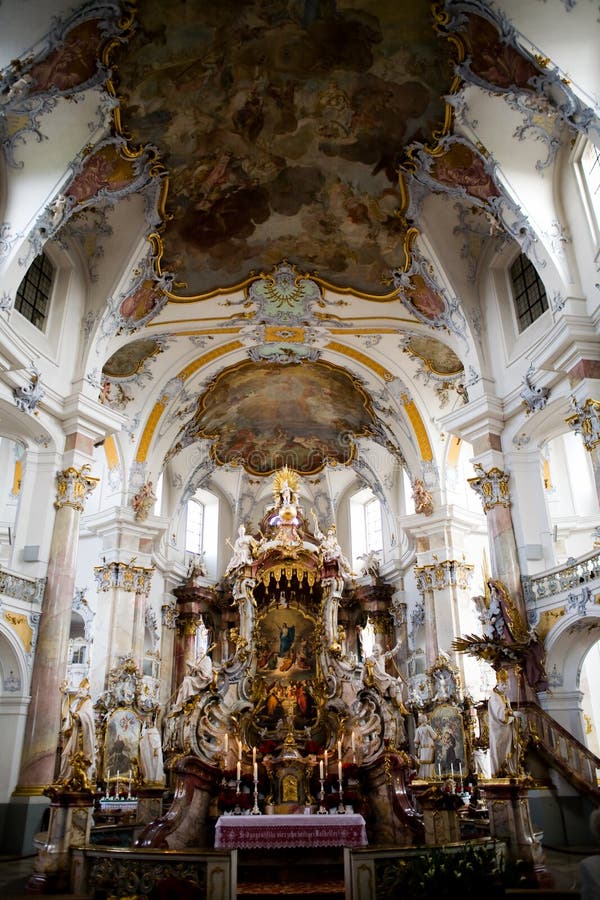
[414,560,474,593]
[467,464,510,512]
[566,397,600,451]
[55,465,99,511]
[94,561,154,593]
[161,601,178,629]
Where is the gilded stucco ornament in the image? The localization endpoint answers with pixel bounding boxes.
[566,397,600,451]
[468,464,511,511]
[55,465,99,512]
[93,561,154,593]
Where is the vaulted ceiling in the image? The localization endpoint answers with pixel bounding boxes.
[1,0,595,501]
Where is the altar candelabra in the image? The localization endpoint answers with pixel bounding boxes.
[250,763,261,815]
[337,759,345,814]
[317,776,327,815]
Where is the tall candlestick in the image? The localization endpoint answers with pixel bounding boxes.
[236,761,241,782]
[337,739,342,759]
[253,761,258,781]
[319,759,324,779]
[338,760,342,782]
[252,746,256,765]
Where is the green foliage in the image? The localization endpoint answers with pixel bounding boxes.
[376,843,505,899]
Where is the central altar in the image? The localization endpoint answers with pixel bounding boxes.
[137,467,413,849]
[214,813,368,849]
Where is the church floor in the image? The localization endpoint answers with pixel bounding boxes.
[0,846,588,898]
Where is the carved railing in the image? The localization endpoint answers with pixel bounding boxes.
[522,548,600,605]
[0,565,45,604]
[72,846,234,900]
[520,701,600,801]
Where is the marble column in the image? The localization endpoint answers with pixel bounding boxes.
[566,397,600,504]
[15,466,98,793]
[468,465,526,617]
[93,562,154,673]
[483,780,550,885]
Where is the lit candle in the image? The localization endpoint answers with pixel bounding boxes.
[351,732,355,752]
[116,770,120,795]
[338,760,343,782]
[319,760,324,779]
[253,762,258,781]
[438,764,441,777]
[337,739,342,759]
[451,763,454,777]
[238,739,242,761]
[252,746,256,765]
[236,761,241,781]
[324,750,328,770]
[224,733,228,755]
[459,762,462,777]
[128,769,132,793]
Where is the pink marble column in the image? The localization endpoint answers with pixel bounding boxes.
[15,466,98,793]
[566,397,600,505]
[468,465,526,616]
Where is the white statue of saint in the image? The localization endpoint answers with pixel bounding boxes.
[225,524,258,575]
[139,719,165,785]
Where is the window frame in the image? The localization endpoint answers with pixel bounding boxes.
[14,251,55,333]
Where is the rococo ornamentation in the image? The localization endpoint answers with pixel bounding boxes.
[467,464,511,512]
[55,465,99,512]
[566,397,600,451]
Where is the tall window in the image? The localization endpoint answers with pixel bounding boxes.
[350,487,383,570]
[510,253,548,332]
[185,498,205,554]
[580,139,600,230]
[14,251,55,330]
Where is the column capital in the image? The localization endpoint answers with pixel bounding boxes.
[414,559,474,593]
[93,561,154,593]
[565,397,600,451]
[467,464,511,512]
[55,465,99,512]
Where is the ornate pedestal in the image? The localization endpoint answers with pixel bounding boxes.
[482,778,551,886]
[410,782,462,846]
[27,788,94,894]
[136,785,165,827]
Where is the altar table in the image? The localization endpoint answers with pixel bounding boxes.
[214,813,367,849]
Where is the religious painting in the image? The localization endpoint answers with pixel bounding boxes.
[66,144,140,205]
[404,336,463,377]
[28,19,108,93]
[461,14,538,91]
[256,607,316,683]
[404,275,446,321]
[181,359,377,475]
[103,709,141,779]
[430,704,466,777]
[102,339,163,380]
[113,0,456,296]
[429,141,500,204]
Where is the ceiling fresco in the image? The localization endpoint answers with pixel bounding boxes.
[173,359,378,475]
[115,0,454,297]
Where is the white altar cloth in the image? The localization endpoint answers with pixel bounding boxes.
[214,813,367,849]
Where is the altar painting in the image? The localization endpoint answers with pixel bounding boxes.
[103,709,141,778]
[256,607,316,682]
[430,704,466,776]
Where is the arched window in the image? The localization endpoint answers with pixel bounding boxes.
[185,498,205,555]
[184,488,219,577]
[14,251,55,331]
[509,253,548,332]
[350,487,383,570]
